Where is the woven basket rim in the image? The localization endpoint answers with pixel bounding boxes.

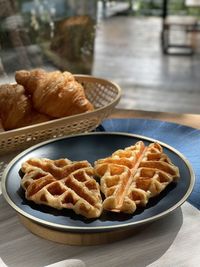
[0,75,121,139]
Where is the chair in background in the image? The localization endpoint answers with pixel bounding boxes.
[161,0,199,55]
[101,0,133,18]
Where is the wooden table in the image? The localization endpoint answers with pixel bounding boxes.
[111,108,200,129]
[0,108,200,267]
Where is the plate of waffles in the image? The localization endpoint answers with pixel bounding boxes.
[2,132,195,232]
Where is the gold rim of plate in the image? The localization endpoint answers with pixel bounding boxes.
[18,214,143,245]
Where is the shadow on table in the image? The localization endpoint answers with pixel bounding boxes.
[0,194,183,267]
[81,207,183,267]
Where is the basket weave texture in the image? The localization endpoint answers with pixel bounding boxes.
[0,75,121,155]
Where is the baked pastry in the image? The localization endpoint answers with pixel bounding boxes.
[15,69,94,118]
[94,142,180,214]
[0,83,50,130]
[21,158,103,219]
[95,141,146,173]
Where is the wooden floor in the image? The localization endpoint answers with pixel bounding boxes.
[92,16,200,114]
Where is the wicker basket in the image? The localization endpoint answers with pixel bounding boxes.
[0,75,121,155]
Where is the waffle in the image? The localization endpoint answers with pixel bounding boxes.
[21,158,103,219]
[95,141,146,172]
[94,142,180,214]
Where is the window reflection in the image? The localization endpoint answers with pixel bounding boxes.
[0,0,97,80]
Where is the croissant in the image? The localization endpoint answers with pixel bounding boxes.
[15,69,94,118]
[0,83,51,130]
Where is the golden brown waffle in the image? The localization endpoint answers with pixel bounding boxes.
[136,143,180,197]
[21,158,89,188]
[21,158,103,219]
[95,141,146,172]
[94,142,180,214]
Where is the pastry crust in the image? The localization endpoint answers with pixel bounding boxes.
[15,69,94,118]
[0,83,50,130]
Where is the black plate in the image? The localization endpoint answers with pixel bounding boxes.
[2,132,195,232]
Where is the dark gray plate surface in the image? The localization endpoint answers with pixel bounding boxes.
[2,132,195,232]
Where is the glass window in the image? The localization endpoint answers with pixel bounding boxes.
[0,0,98,82]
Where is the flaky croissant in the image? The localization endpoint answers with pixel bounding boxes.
[0,83,51,130]
[15,69,94,118]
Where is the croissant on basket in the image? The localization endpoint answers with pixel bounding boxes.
[15,69,94,118]
[0,83,51,130]
[0,69,94,131]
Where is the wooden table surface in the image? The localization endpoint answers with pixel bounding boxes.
[111,108,200,129]
[1,108,200,267]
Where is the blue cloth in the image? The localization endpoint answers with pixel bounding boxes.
[97,118,200,210]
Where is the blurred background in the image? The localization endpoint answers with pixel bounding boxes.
[0,0,200,113]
